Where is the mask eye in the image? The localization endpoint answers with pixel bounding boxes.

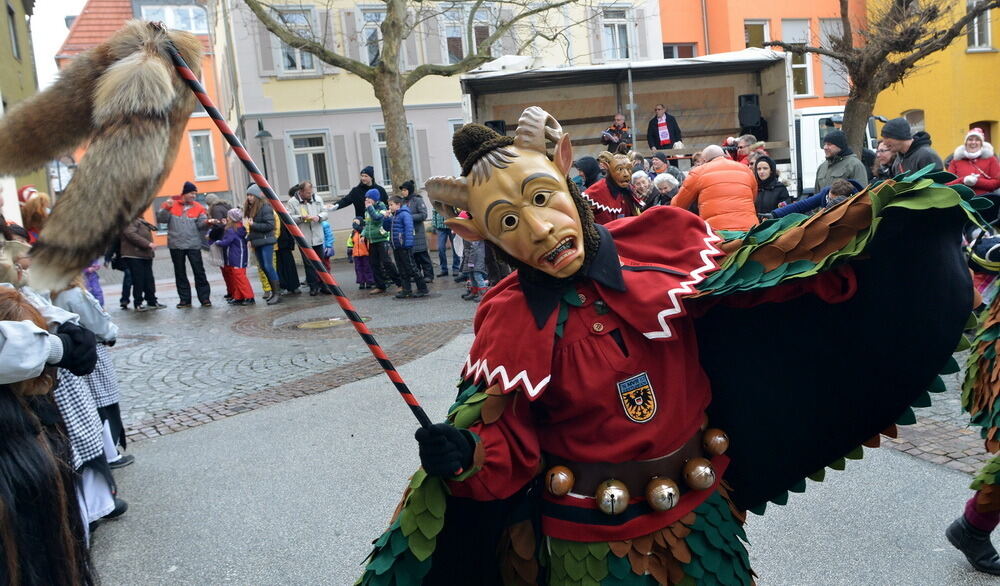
[502,214,519,230]
[533,192,549,206]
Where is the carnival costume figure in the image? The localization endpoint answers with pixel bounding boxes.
[582,151,643,224]
[355,106,976,585]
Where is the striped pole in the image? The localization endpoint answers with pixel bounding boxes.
[165,42,433,430]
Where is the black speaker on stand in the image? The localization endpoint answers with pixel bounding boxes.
[484,120,507,135]
[738,94,768,141]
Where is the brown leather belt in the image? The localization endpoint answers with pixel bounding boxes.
[545,433,704,497]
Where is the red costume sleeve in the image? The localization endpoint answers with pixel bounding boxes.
[691,265,857,316]
[447,391,542,501]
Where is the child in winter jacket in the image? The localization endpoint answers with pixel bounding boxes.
[460,236,487,302]
[212,208,255,305]
[350,217,375,289]
[382,196,427,298]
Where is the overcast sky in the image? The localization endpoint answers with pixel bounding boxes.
[31,0,88,90]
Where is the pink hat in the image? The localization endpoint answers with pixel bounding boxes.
[227,208,243,222]
[966,128,986,141]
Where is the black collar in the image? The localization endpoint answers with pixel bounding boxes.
[520,224,625,329]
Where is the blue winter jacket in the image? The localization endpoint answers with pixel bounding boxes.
[382,205,414,249]
[213,226,249,268]
[772,179,863,219]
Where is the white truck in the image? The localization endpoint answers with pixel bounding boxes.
[460,49,873,199]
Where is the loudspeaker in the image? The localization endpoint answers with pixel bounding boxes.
[484,120,507,135]
[738,94,761,128]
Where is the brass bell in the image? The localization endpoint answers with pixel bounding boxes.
[595,479,630,515]
[702,428,730,457]
[545,466,575,497]
[645,477,680,511]
[683,458,716,491]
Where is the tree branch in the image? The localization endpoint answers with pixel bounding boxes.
[896,0,1000,72]
[403,0,581,89]
[762,40,847,61]
[242,0,376,82]
[839,0,853,49]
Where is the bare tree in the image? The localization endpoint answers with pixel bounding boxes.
[765,0,1000,152]
[244,0,596,189]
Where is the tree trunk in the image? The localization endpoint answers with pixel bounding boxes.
[373,73,414,191]
[842,93,877,155]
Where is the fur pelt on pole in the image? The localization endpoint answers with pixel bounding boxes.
[0,20,203,290]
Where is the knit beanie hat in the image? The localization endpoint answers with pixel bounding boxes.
[823,130,849,152]
[227,208,243,223]
[398,180,416,194]
[966,127,986,141]
[881,118,912,141]
[246,184,263,198]
[182,181,198,194]
[360,166,375,179]
[452,124,515,177]
[365,188,381,200]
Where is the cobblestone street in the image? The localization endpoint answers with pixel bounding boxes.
[101,256,476,441]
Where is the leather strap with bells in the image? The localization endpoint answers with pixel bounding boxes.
[544,426,730,515]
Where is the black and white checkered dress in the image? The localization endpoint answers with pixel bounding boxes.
[83,344,120,408]
[53,368,105,470]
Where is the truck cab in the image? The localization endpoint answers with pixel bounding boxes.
[795,106,876,196]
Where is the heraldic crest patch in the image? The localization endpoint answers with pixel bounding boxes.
[616,372,657,423]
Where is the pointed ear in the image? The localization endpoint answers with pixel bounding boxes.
[553,133,573,177]
[445,217,484,242]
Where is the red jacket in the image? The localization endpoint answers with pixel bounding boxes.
[671,157,759,231]
[582,178,641,225]
[947,144,1000,195]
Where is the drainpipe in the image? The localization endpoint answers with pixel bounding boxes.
[700,0,710,55]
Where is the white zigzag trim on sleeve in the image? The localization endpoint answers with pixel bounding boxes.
[463,355,552,399]
[581,192,623,215]
[642,221,722,340]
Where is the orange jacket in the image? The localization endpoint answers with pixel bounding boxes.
[671,157,759,231]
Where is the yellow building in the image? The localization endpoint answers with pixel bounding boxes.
[875,3,1000,157]
[0,0,47,219]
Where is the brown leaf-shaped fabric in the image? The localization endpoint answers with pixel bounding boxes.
[608,540,631,558]
[499,521,538,585]
[977,484,1000,513]
[481,393,513,424]
[390,487,411,524]
[881,424,899,438]
[862,435,882,448]
[484,384,504,396]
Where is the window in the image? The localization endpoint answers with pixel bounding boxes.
[362,9,385,66]
[602,9,631,61]
[781,19,812,97]
[291,134,332,193]
[819,18,849,97]
[189,131,216,180]
[7,3,18,60]
[372,125,417,188]
[140,5,208,34]
[663,44,696,59]
[443,9,491,63]
[744,20,770,49]
[903,109,925,133]
[968,0,992,49]
[276,9,316,73]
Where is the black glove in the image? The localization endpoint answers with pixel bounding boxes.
[415,423,475,478]
[759,212,775,220]
[55,322,98,376]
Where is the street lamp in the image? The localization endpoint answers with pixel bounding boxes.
[254,119,273,181]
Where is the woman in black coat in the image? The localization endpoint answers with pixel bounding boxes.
[753,156,791,214]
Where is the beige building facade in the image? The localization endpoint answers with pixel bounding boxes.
[208,0,663,230]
